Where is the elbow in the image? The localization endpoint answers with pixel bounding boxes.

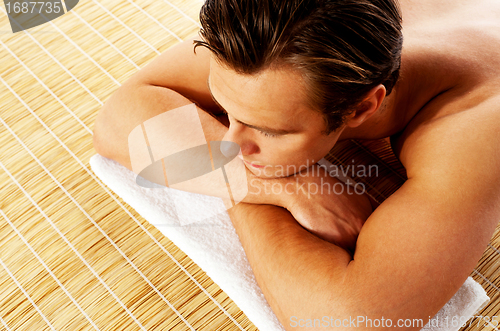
[92,113,109,158]
[92,97,122,159]
[92,112,115,158]
[92,125,102,154]
[92,121,133,171]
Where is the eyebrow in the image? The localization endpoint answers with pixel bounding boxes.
[206,78,299,135]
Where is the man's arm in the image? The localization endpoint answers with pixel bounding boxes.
[91,34,368,225]
[93,35,226,169]
[227,107,500,330]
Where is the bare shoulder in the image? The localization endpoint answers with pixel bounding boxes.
[399,92,500,181]
[400,0,500,28]
[344,94,500,323]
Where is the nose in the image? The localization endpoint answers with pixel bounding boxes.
[221,123,259,156]
[219,141,240,159]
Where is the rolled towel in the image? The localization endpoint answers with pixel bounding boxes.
[89,154,489,331]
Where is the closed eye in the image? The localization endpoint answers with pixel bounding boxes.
[207,78,297,137]
[258,130,279,138]
[223,109,281,138]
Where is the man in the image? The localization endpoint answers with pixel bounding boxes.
[93,0,500,329]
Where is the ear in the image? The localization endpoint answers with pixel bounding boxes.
[344,84,386,128]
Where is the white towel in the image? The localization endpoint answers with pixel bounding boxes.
[89,154,490,331]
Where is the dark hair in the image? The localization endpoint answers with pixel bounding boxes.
[195,0,403,134]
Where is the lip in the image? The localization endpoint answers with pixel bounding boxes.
[239,157,266,168]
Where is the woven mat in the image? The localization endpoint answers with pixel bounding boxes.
[0,0,498,330]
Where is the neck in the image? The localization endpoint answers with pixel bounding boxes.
[338,50,459,141]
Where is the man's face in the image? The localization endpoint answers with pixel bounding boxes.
[208,57,346,178]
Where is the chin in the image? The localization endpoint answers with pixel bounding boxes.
[246,164,292,179]
[247,167,274,179]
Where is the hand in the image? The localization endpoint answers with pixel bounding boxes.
[239,163,290,206]
[279,165,373,253]
[237,162,373,253]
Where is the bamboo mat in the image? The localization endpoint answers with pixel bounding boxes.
[0,0,498,330]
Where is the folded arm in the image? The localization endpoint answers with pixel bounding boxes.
[93,35,500,330]
[228,107,500,330]
[93,35,226,170]
[92,36,371,247]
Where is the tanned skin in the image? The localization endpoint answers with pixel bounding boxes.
[93,0,500,329]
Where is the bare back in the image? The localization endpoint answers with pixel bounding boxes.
[387,0,500,176]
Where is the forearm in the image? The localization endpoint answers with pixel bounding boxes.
[227,202,354,329]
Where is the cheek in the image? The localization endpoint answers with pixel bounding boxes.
[263,136,315,160]
[274,134,334,163]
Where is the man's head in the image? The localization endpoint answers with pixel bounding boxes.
[196,0,403,177]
